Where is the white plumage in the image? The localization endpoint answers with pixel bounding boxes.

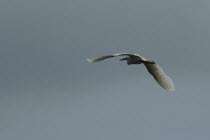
[87,53,175,91]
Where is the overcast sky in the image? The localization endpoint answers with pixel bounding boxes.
[0,0,210,140]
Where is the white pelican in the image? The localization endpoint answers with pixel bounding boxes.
[87,53,175,91]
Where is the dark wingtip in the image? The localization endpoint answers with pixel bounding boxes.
[120,57,128,61]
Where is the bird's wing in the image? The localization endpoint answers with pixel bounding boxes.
[87,53,146,62]
[144,63,175,91]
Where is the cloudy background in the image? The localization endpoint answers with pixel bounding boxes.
[0,0,210,139]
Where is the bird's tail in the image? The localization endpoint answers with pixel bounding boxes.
[86,58,94,62]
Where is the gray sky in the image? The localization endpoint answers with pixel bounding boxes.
[0,0,210,140]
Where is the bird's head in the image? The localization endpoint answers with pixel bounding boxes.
[147,61,156,64]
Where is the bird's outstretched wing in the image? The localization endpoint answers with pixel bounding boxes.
[144,63,175,91]
[87,53,146,62]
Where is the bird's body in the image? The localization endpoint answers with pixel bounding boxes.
[87,53,175,91]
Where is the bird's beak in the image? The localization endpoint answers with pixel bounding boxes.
[120,57,127,61]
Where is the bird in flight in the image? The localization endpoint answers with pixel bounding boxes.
[87,53,175,91]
